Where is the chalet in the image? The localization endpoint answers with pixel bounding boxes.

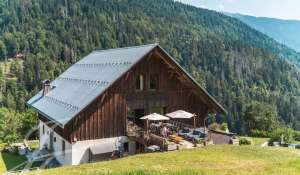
[27,44,226,165]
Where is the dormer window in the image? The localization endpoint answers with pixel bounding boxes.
[136,74,144,90]
[149,74,159,90]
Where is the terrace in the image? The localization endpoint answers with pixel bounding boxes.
[126,110,208,152]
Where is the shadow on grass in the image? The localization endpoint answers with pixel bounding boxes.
[1,152,27,171]
[1,152,43,172]
[109,170,204,175]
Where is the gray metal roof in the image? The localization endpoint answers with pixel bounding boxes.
[27,44,157,126]
[27,43,226,127]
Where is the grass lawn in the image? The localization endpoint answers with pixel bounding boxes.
[23,145,300,175]
[0,140,41,173]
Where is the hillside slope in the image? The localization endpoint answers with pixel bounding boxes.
[1,0,300,133]
[25,146,300,175]
[231,14,300,52]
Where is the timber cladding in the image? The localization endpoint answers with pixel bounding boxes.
[40,47,217,142]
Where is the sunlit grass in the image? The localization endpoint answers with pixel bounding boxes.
[23,145,300,175]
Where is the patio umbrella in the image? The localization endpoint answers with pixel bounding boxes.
[140,113,170,121]
[140,113,170,134]
[166,110,197,128]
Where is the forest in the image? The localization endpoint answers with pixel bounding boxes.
[1,0,300,142]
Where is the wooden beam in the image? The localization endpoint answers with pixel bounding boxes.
[125,71,131,80]
[100,92,108,103]
[146,51,153,61]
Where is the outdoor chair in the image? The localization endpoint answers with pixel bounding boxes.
[186,129,206,142]
[178,127,193,138]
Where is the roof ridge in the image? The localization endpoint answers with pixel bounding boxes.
[92,43,158,53]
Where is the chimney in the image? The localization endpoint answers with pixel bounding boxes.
[42,80,51,96]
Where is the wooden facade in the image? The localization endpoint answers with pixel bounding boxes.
[40,47,224,142]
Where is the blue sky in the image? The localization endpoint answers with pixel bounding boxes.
[177,0,300,20]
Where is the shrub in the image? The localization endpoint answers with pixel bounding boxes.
[239,138,252,145]
[209,123,220,131]
[209,122,229,132]
[294,130,300,141]
[250,127,295,144]
[250,129,272,138]
[220,123,228,131]
[270,127,294,144]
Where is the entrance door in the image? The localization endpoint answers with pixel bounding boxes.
[49,131,54,151]
[134,109,145,127]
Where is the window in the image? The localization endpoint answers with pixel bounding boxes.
[149,74,159,90]
[62,140,65,156]
[42,125,45,135]
[136,74,144,90]
[54,137,56,142]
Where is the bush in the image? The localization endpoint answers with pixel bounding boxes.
[294,130,300,141]
[239,138,252,145]
[209,122,229,132]
[270,127,294,144]
[220,123,228,132]
[250,127,295,144]
[250,129,272,138]
[209,123,220,131]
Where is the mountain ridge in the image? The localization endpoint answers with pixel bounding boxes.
[229,13,300,53]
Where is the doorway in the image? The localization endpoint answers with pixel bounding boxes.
[49,131,54,151]
[134,109,145,127]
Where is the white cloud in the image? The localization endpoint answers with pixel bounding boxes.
[199,4,209,9]
[176,0,300,20]
[218,3,225,11]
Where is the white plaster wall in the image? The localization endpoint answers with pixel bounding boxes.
[39,120,129,166]
[52,132,72,165]
[71,136,128,165]
[39,120,49,149]
[39,120,72,165]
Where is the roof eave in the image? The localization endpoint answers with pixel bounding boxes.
[26,101,65,128]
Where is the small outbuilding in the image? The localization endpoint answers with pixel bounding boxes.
[209,130,236,145]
